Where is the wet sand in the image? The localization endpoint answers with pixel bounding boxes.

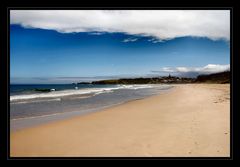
[10,84,230,157]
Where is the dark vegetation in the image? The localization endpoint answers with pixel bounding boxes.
[91,75,194,84]
[195,71,230,84]
[77,71,230,85]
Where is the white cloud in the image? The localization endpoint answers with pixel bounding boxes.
[176,67,190,72]
[122,38,138,42]
[89,32,105,35]
[152,64,230,77]
[161,67,175,73]
[201,64,230,73]
[148,38,165,43]
[10,10,230,41]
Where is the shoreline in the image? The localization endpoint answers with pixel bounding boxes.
[10,84,230,157]
[10,85,173,131]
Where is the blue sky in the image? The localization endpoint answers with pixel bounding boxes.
[10,10,230,84]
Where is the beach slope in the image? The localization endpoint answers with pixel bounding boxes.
[10,84,230,157]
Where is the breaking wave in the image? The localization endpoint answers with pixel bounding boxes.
[10,84,155,102]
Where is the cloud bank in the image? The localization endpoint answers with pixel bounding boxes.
[10,10,230,41]
[152,64,230,77]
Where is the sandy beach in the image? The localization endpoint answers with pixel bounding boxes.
[10,84,230,157]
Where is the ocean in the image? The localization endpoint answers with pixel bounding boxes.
[10,84,173,131]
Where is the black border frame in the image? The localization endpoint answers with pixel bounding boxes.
[1,3,239,160]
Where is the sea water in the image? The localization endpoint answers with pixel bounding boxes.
[10,84,173,131]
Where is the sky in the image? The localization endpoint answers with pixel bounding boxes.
[10,10,230,84]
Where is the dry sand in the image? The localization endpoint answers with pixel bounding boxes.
[10,84,230,157]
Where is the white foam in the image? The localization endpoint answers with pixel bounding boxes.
[10,84,155,102]
[11,98,62,104]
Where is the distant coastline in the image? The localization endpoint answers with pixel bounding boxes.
[76,71,230,85]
